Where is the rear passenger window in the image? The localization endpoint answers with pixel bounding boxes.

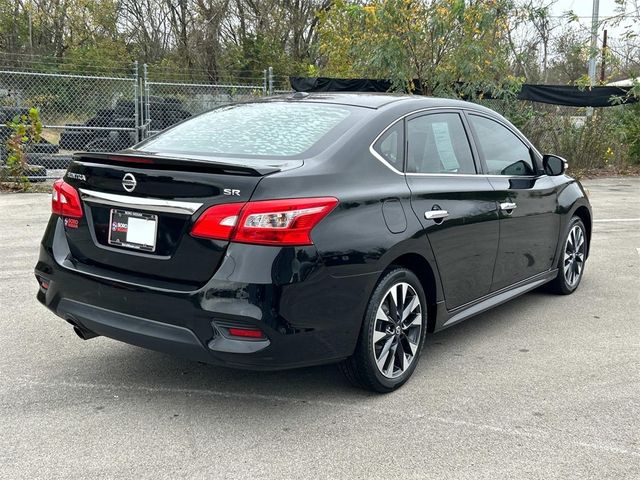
[406,113,476,174]
[373,121,404,171]
[468,115,535,176]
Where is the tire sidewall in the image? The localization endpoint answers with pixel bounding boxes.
[361,268,428,391]
[558,216,587,294]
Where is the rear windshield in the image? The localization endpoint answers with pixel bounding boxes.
[137,102,356,158]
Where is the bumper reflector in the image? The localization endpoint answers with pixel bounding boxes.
[227,327,265,339]
[36,275,49,291]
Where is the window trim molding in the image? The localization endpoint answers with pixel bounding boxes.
[371,119,405,173]
[369,106,545,178]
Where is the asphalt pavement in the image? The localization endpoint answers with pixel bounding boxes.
[0,176,638,479]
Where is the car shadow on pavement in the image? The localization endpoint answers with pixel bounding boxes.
[62,289,555,401]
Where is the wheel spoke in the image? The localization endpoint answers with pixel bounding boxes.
[567,231,575,252]
[570,266,576,284]
[377,349,391,373]
[376,306,394,324]
[575,228,584,249]
[376,336,394,371]
[388,290,399,321]
[378,335,394,359]
[407,339,418,356]
[373,329,390,344]
[402,352,409,372]
[403,312,422,330]
[401,295,420,322]
[385,342,398,376]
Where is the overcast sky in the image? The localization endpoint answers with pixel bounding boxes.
[550,0,635,41]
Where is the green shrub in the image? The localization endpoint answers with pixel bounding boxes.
[612,103,640,165]
[517,109,629,171]
[2,108,42,190]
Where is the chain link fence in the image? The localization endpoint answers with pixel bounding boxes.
[0,65,141,180]
[143,82,266,137]
[1,59,276,180]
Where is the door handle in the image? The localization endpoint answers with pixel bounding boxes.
[500,202,517,213]
[425,210,449,221]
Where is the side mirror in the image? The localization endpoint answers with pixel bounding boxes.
[542,154,568,176]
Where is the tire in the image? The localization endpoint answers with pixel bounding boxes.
[547,216,587,295]
[24,164,47,181]
[96,108,115,117]
[26,142,59,155]
[25,152,54,165]
[112,117,136,129]
[162,111,184,129]
[86,137,120,152]
[46,155,72,169]
[149,103,171,117]
[164,97,183,107]
[59,131,92,150]
[115,99,136,117]
[86,115,115,128]
[113,130,137,150]
[339,267,428,393]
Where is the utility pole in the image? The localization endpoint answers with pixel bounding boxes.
[600,29,608,83]
[587,0,600,116]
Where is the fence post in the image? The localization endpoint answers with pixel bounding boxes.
[268,66,273,96]
[262,69,267,96]
[133,60,140,142]
[143,63,150,138]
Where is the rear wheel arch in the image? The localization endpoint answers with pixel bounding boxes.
[386,253,438,333]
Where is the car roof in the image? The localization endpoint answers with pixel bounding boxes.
[269,92,491,112]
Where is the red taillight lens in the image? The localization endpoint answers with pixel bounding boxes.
[190,197,338,246]
[190,202,244,240]
[52,179,83,218]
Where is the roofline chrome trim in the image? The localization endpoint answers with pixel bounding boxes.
[79,189,203,215]
[369,106,544,178]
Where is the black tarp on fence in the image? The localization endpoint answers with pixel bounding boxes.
[289,77,637,107]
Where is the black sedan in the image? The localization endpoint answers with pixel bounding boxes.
[35,93,591,392]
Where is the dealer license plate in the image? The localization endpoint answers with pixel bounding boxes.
[108,209,158,252]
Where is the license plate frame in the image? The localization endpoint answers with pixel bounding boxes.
[108,209,158,252]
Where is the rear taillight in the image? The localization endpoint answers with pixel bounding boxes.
[190,202,244,240]
[191,197,338,246]
[52,179,83,218]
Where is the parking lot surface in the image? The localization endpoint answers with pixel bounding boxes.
[1,177,639,479]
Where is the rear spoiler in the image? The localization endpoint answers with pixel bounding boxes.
[72,151,293,176]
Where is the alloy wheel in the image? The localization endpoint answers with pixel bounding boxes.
[372,282,423,379]
[564,224,585,287]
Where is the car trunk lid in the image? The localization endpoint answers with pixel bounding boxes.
[60,152,294,287]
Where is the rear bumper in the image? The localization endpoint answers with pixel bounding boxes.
[35,217,377,370]
[57,298,216,363]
